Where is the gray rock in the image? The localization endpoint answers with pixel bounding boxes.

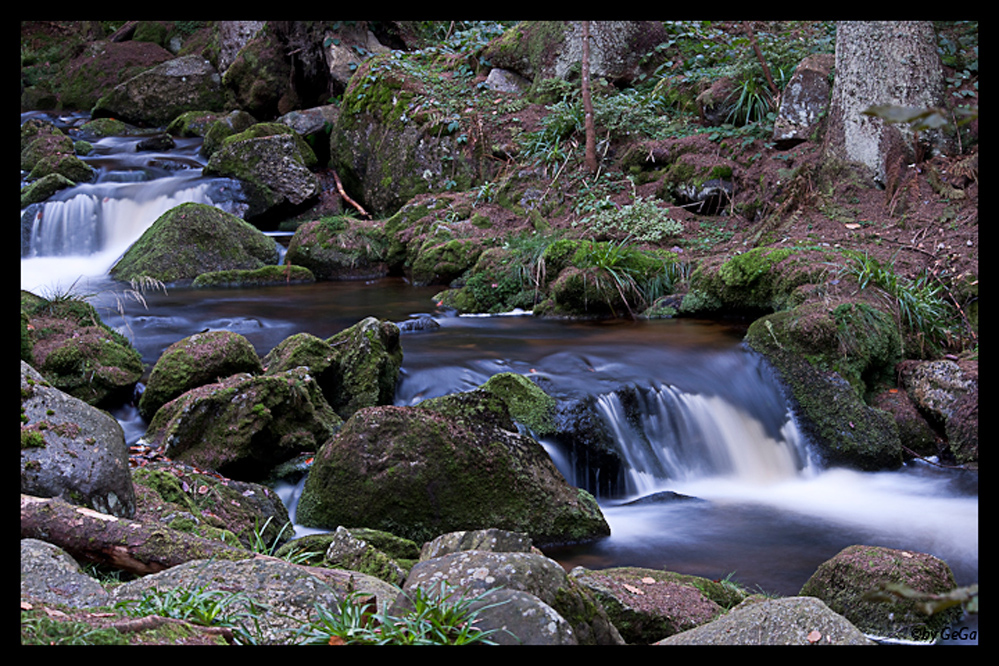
[21,361,136,519]
[402,549,624,645]
[20,538,110,609]
[773,53,836,149]
[657,596,875,645]
[420,528,535,561]
[92,55,225,127]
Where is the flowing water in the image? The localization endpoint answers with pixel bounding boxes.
[21,114,977,604]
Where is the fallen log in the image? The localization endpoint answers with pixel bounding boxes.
[20,494,252,576]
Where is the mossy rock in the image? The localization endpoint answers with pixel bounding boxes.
[138,330,264,420]
[745,303,903,471]
[140,368,342,481]
[191,264,316,288]
[409,238,486,286]
[681,246,830,316]
[799,545,963,642]
[285,216,389,281]
[22,293,144,407]
[109,202,278,284]
[324,317,403,419]
[296,405,610,547]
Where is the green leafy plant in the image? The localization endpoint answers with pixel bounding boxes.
[295,583,511,645]
[575,195,683,243]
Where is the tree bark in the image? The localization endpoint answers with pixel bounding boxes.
[20,494,252,576]
[581,21,598,175]
[824,21,954,188]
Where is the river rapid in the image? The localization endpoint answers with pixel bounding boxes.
[21,114,977,605]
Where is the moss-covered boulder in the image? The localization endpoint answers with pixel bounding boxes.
[323,317,403,419]
[680,246,830,316]
[109,202,278,284]
[295,404,610,547]
[91,54,225,127]
[434,247,535,314]
[138,330,264,420]
[409,237,486,286]
[745,302,903,470]
[20,173,75,207]
[799,545,963,642]
[131,462,292,552]
[139,367,342,481]
[203,123,320,220]
[284,216,389,281]
[22,291,143,408]
[329,54,481,218]
[20,118,94,184]
[21,361,136,519]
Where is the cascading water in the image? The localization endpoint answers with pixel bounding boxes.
[590,383,814,498]
[20,122,245,295]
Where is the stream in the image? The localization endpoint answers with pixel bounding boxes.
[21,113,977,608]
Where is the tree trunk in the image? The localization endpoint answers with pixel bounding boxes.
[824,21,954,188]
[581,21,598,175]
[20,494,252,576]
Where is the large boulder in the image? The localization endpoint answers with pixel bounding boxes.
[657,596,874,645]
[139,367,342,480]
[323,317,403,419]
[91,54,225,127]
[482,21,670,92]
[294,404,610,547]
[109,202,279,284]
[109,557,395,645]
[139,330,263,420]
[400,547,624,645]
[745,300,903,471]
[21,291,144,408]
[203,123,320,221]
[799,544,963,642]
[284,216,389,281]
[21,361,136,519]
[21,538,111,609]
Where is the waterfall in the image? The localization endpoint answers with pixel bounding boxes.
[21,175,223,294]
[584,382,814,499]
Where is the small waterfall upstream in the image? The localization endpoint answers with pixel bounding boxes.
[590,383,813,498]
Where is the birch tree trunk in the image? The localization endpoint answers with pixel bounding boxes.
[824,21,954,188]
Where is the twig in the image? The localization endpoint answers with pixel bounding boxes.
[330,169,370,219]
[112,615,235,643]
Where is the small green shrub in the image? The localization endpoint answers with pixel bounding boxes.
[574,195,683,243]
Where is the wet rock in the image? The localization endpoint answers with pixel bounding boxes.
[295,404,610,547]
[204,123,320,221]
[139,329,263,420]
[657,596,874,645]
[110,202,279,284]
[21,361,136,519]
[799,544,962,642]
[92,54,225,127]
[324,526,408,586]
[140,367,342,481]
[323,317,403,419]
